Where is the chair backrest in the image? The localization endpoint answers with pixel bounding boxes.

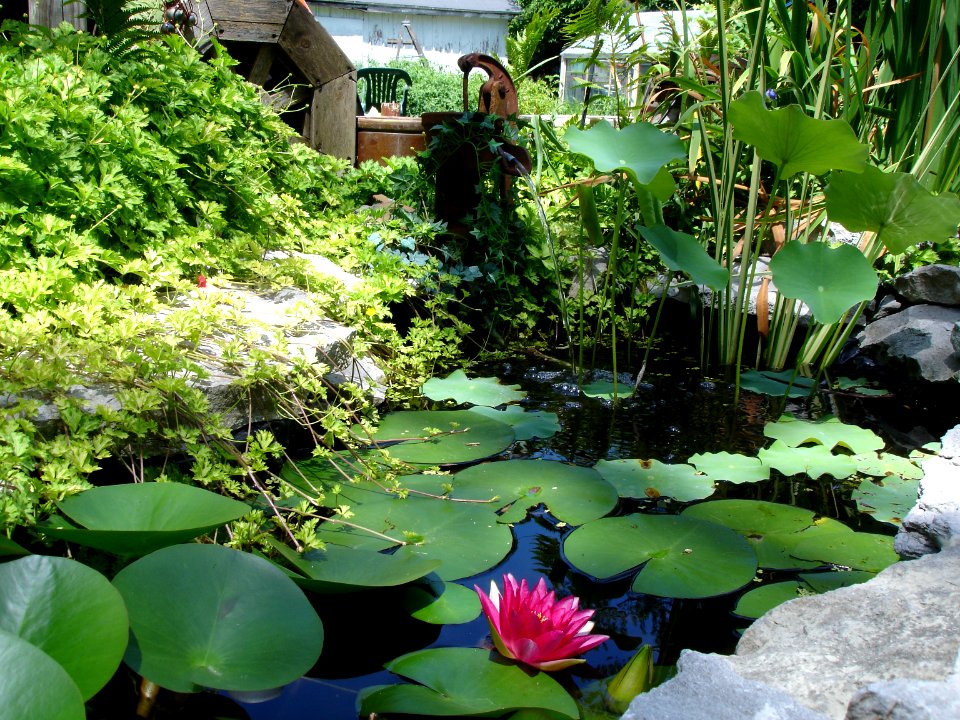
[356,67,413,116]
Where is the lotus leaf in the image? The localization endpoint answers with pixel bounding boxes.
[852,452,923,480]
[358,647,579,718]
[40,482,250,556]
[596,459,715,502]
[686,452,769,485]
[563,514,758,599]
[113,544,323,693]
[799,570,876,592]
[729,91,868,177]
[0,630,84,720]
[361,410,515,466]
[468,405,560,441]
[826,165,960,254]
[738,369,817,398]
[852,476,920,526]
[768,242,878,325]
[422,370,527,406]
[835,377,889,397]
[682,499,851,570]
[733,581,808,619]
[0,536,29,557]
[581,380,635,400]
[565,119,685,187]
[639,225,729,290]
[0,555,128,700]
[403,576,481,624]
[763,414,884,454]
[758,440,859,479]
[791,531,898,572]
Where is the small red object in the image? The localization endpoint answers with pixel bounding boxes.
[197,274,207,288]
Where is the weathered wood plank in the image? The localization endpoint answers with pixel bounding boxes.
[310,74,356,163]
[206,0,291,26]
[210,19,284,43]
[30,0,87,30]
[357,117,424,133]
[278,0,353,87]
[247,45,275,86]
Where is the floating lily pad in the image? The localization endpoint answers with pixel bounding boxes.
[467,405,560,441]
[113,544,323,693]
[563,514,758,599]
[739,369,817,398]
[791,531,898,572]
[763,415,884,454]
[596,459,715,502]
[798,570,876,592]
[581,380,635,400]
[682,499,851,570]
[361,410,515,466]
[313,493,513,581]
[415,459,618,525]
[639,225,729,290]
[403,576,481,624]
[0,555,128,700]
[733,581,808,619]
[835,377,889,397]
[0,630,85,720]
[358,647,579,719]
[687,452,770,485]
[851,452,923,480]
[280,450,386,497]
[758,440,859,479]
[852,475,920,526]
[422,370,527,406]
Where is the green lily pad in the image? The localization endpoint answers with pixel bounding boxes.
[39,483,251,556]
[266,537,441,592]
[416,459,618,525]
[764,415,884,454]
[682,499,851,570]
[563,514,758,599]
[639,225,729,291]
[112,544,323,693]
[729,91,868,177]
[313,493,513,581]
[467,405,560,441]
[769,242,878,325]
[361,410,515,466]
[852,452,924,480]
[758,440,859,479]
[403,576,481,624]
[799,570,876,592]
[581,380,635,400]
[733,581,808,619]
[422,370,527,406]
[826,165,960,254]
[0,630,85,720]
[280,450,385,497]
[739,370,817,398]
[565,120,685,187]
[835,377,889,397]
[791,531,898,572]
[687,452,770,485]
[596,459,715,502]
[852,476,920,526]
[358,647,579,719]
[0,555,128,700]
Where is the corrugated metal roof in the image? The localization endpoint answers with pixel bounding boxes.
[315,0,520,15]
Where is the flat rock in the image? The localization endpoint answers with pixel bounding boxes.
[894,264,960,306]
[859,304,960,382]
[845,674,960,720]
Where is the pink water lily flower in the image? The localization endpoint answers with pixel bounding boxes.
[475,573,609,671]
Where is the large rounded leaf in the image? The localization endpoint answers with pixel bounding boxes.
[639,225,729,291]
[41,483,250,556]
[358,647,579,719]
[563,514,757,599]
[565,119,685,187]
[0,630,84,720]
[734,581,807,619]
[769,242,878,325]
[0,555,128,700]
[402,576,482,624]
[686,452,770,485]
[758,440,859,480]
[791,531,898,572]
[596,459,715,502]
[415,459,618,525]
[422,370,526,406]
[852,475,920,526]
[467,405,560,441]
[112,544,323,693]
[763,415,884,453]
[362,410,515,466]
[739,370,817,398]
[682,499,852,570]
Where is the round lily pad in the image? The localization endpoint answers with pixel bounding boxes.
[852,452,924,480]
[686,452,770,485]
[403,576,481,624]
[421,370,527,406]
[581,380,635,400]
[758,440,858,480]
[0,630,84,720]
[467,405,560,441]
[798,570,876,592]
[733,581,808,619]
[763,415,884,454]
[739,370,817,398]
[563,514,758,599]
[852,475,920,526]
[595,459,715,502]
[791,531,899,572]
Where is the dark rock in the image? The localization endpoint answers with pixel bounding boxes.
[894,264,960,306]
[859,305,960,382]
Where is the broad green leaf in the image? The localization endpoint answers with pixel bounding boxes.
[605,645,655,714]
[280,450,385,496]
[266,537,440,593]
[799,570,876,592]
[682,499,852,570]
[739,370,817,398]
[733,581,808,619]
[596,459,715,502]
[0,556,128,701]
[422,370,527,406]
[0,630,84,720]
[826,166,960,254]
[638,225,729,290]
[113,544,323,693]
[417,459,618,525]
[40,483,250,556]
[361,410,515,466]
[851,452,923,480]
[0,536,29,557]
[835,377,889,397]
[852,476,920,526]
[565,120,685,187]
[358,647,579,719]
[687,452,770,484]
[467,405,560,441]
[758,440,859,479]
[313,493,513,581]
[729,91,868,177]
[769,242,878,325]
[791,531,898,572]
[403,576,481,624]
[581,380,635,400]
[763,415,884,454]
[564,514,757,599]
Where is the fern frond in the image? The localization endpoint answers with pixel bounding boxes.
[72,0,161,58]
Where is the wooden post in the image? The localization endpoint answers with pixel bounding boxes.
[29,0,87,30]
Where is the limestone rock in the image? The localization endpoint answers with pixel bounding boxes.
[894,264,960,306]
[859,304,960,382]
[895,454,960,558]
[845,675,960,720]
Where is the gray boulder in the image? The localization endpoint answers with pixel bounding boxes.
[845,674,960,720]
[894,264,960,306]
[859,304,960,382]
